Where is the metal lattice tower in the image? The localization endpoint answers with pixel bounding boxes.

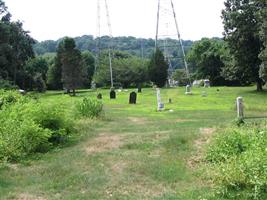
[95,0,114,88]
[155,0,190,85]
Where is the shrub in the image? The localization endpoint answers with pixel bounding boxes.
[76,97,103,118]
[30,103,74,144]
[0,90,26,109]
[0,79,18,90]
[206,124,267,199]
[0,104,52,161]
[0,91,75,161]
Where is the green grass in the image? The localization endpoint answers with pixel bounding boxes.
[0,86,267,199]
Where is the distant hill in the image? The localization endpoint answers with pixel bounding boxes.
[33,35,194,69]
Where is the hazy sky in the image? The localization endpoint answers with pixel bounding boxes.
[4,0,226,42]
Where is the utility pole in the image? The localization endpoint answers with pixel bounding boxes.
[95,0,114,88]
[155,0,191,85]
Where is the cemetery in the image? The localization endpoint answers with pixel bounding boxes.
[1,0,267,199]
[1,86,267,199]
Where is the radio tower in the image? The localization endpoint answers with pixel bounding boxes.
[155,0,190,86]
[95,0,114,88]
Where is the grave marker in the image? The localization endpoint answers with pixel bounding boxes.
[110,90,116,99]
[129,92,137,104]
[185,85,192,95]
[156,88,164,111]
[97,93,102,99]
[236,97,244,119]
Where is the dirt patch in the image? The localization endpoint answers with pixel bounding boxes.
[187,128,216,168]
[128,117,147,125]
[17,193,46,200]
[105,182,171,199]
[110,161,128,174]
[174,118,195,123]
[86,133,123,154]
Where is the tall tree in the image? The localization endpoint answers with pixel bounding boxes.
[81,51,95,88]
[0,0,35,89]
[258,0,267,81]
[148,48,168,88]
[222,0,264,91]
[60,37,84,95]
[187,38,227,86]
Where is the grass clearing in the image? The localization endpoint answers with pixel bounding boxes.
[0,86,267,199]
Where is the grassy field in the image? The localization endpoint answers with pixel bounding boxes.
[0,86,267,200]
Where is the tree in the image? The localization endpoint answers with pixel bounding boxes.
[60,37,84,95]
[24,57,48,90]
[148,48,168,88]
[172,69,188,86]
[258,0,267,82]
[222,0,264,91]
[81,51,95,88]
[94,50,148,88]
[187,38,227,86]
[0,0,35,89]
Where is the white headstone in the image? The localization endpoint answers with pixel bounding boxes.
[204,79,210,88]
[156,88,164,111]
[185,85,192,95]
[91,81,96,89]
[202,91,207,97]
[236,97,244,119]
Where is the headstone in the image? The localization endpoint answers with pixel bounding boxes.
[18,89,26,95]
[138,83,142,93]
[129,92,137,104]
[204,79,210,88]
[185,85,192,95]
[236,97,244,119]
[156,88,164,111]
[201,91,207,97]
[91,81,96,89]
[110,90,116,99]
[97,93,102,99]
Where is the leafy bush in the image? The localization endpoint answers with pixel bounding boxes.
[0,104,52,161]
[0,91,74,161]
[76,97,103,118]
[0,79,18,90]
[30,103,74,144]
[206,124,267,199]
[0,90,27,109]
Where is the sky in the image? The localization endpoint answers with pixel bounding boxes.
[4,0,226,42]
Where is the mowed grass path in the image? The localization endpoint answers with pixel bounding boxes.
[1,87,267,200]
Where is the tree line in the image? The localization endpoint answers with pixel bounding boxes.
[0,0,266,91]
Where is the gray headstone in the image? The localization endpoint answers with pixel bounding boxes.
[204,79,210,88]
[236,97,244,119]
[185,85,192,95]
[202,91,207,97]
[129,92,137,104]
[156,88,164,111]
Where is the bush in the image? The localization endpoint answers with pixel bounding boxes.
[76,97,103,118]
[0,91,74,161]
[30,103,74,144]
[0,79,18,90]
[206,124,267,199]
[0,104,52,161]
[0,90,28,109]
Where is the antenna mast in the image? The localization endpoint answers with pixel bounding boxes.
[155,0,191,85]
[96,0,114,88]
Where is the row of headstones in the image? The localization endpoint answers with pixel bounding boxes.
[157,87,245,118]
[97,90,138,104]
